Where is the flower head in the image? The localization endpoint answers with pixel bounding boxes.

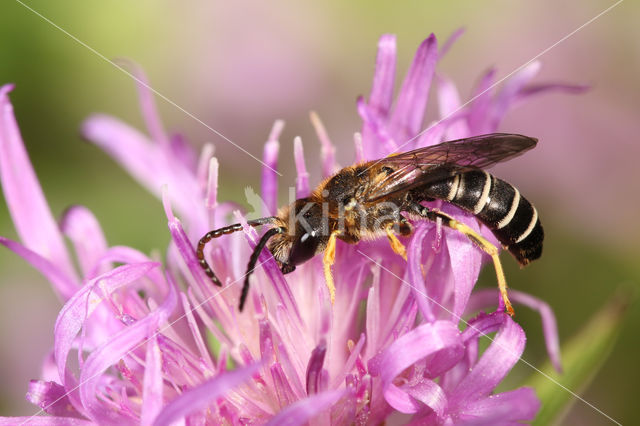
[0,33,576,424]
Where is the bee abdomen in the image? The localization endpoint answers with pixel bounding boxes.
[422,170,543,266]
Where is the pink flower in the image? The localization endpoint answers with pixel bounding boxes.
[0,33,576,424]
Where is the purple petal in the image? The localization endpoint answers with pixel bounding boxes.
[402,379,448,419]
[509,291,561,373]
[384,290,418,349]
[367,34,397,118]
[82,114,205,230]
[437,74,470,140]
[310,112,337,177]
[81,115,156,187]
[0,236,77,299]
[205,156,219,211]
[275,342,306,400]
[270,362,297,409]
[26,380,82,418]
[168,132,197,171]
[54,263,160,391]
[122,60,169,146]
[197,143,214,193]
[331,333,365,389]
[179,293,215,370]
[60,206,108,278]
[360,34,396,158]
[353,132,365,163]
[40,350,60,383]
[415,111,469,150]
[162,193,227,314]
[437,74,461,117]
[457,387,540,425]
[489,61,540,130]
[407,224,436,321]
[517,82,589,99]
[365,271,381,355]
[390,34,438,139]
[78,274,177,422]
[439,28,465,58]
[423,230,457,320]
[466,289,562,372]
[0,418,94,425]
[357,96,397,155]
[264,389,345,426]
[0,84,78,283]
[261,120,283,216]
[89,246,166,291]
[450,313,525,410]
[369,320,463,413]
[152,363,261,426]
[467,68,497,134]
[259,319,275,364]
[293,136,309,198]
[442,208,484,320]
[305,340,327,395]
[140,333,163,426]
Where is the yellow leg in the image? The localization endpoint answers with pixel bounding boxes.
[323,230,340,305]
[385,224,408,261]
[436,210,514,316]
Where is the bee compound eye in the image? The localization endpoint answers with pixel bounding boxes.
[289,231,320,266]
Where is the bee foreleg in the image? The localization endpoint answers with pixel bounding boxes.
[280,263,296,274]
[408,204,514,316]
[240,225,284,312]
[323,230,341,305]
[197,216,278,289]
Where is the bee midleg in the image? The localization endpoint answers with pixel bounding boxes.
[407,202,514,316]
[397,215,413,236]
[197,216,278,287]
[379,213,412,260]
[384,223,408,260]
[370,198,413,260]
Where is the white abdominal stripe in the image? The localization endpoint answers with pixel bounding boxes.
[419,170,543,265]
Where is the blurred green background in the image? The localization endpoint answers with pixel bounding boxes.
[0,0,638,423]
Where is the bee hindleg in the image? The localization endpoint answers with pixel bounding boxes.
[409,204,514,316]
[323,230,341,305]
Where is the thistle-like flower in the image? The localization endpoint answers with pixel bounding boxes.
[0,33,575,424]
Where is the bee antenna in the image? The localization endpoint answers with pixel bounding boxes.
[240,227,285,311]
[197,217,276,289]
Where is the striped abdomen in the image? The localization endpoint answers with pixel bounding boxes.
[419,170,543,265]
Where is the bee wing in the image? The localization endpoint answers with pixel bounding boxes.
[362,133,537,201]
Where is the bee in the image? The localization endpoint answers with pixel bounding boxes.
[197,133,543,315]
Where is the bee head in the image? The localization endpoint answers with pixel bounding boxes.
[285,199,328,266]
